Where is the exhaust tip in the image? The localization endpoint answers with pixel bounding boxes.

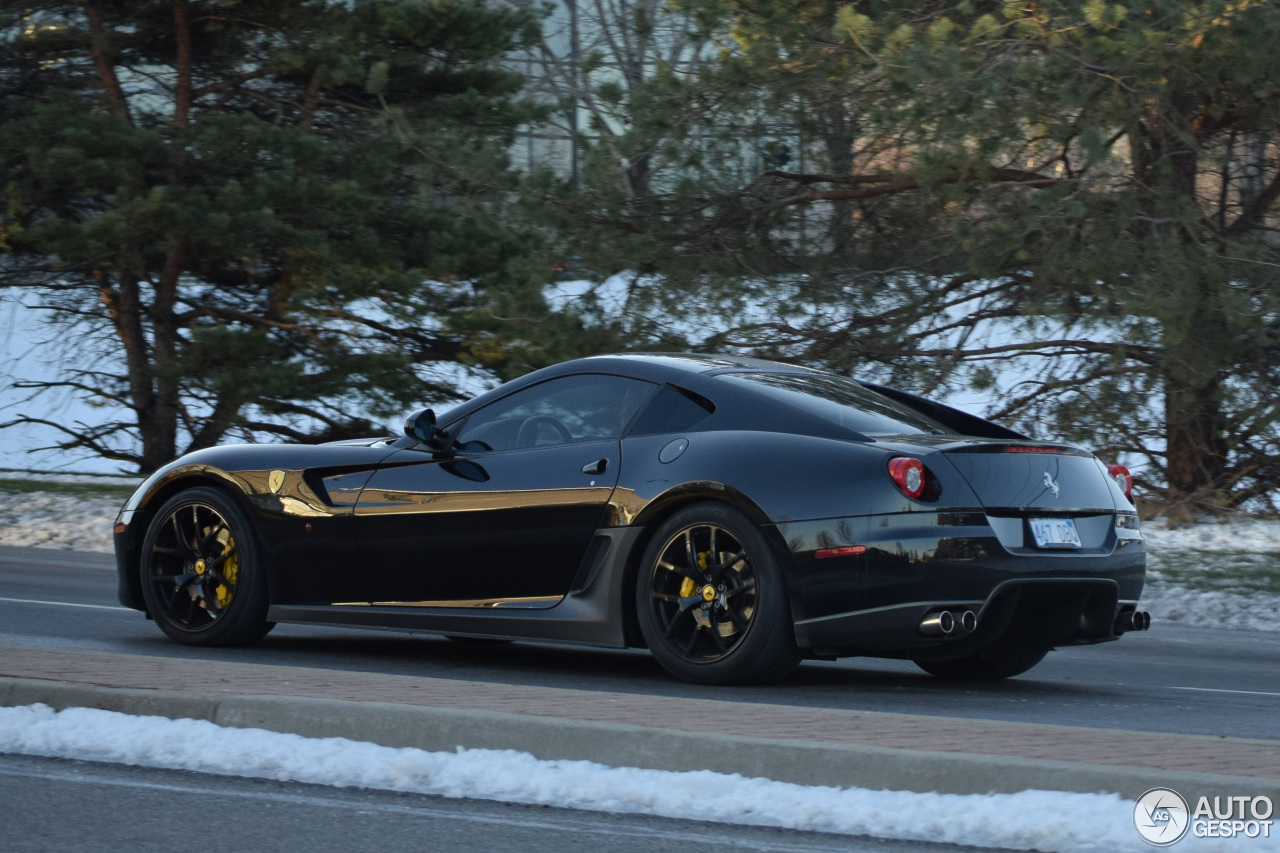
[919,611,956,637]
[1114,609,1152,634]
[959,610,977,633]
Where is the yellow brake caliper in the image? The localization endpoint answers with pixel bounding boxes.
[679,551,711,598]
[214,533,238,609]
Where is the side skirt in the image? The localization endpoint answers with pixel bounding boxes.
[266,527,643,648]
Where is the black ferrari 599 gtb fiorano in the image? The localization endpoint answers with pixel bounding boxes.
[113,354,1148,684]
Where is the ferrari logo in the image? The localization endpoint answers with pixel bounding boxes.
[268,470,285,494]
[701,584,716,602]
[1042,471,1060,498]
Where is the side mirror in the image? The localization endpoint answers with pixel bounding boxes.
[403,408,445,450]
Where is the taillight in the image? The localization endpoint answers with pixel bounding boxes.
[1108,464,1132,500]
[888,457,926,499]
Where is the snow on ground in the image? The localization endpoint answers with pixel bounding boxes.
[1140,517,1280,632]
[0,703,1244,853]
[1143,518,1280,553]
[0,489,122,553]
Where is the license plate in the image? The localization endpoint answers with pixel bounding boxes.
[1029,517,1082,549]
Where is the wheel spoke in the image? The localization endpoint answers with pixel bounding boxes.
[165,588,196,620]
[170,570,198,590]
[684,623,701,655]
[199,521,227,553]
[683,530,704,583]
[171,514,196,558]
[709,551,746,582]
[206,545,237,573]
[707,611,728,654]
[665,606,691,639]
[724,600,750,630]
[725,578,756,598]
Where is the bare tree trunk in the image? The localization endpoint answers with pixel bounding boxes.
[1164,372,1228,500]
[1134,116,1229,506]
[816,100,856,253]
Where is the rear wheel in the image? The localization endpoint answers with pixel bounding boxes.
[139,486,274,646]
[915,639,1048,680]
[636,503,801,685]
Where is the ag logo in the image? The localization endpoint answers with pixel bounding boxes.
[268,470,286,494]
[1042,471,1060,498]
[1134,787,1190,846]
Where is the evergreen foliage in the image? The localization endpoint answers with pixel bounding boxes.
[0,0,549,472]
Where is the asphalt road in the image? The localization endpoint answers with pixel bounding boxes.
[2,545,1279,741]
[0,753,982,853]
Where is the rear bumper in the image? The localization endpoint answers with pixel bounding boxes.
[795,577,1140,658]
[777,509,1145,655]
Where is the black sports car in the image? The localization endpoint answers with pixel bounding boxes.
[113,354,1148,684]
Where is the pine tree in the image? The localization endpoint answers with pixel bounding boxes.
[0,0,547,472]
[579,0,1280,511]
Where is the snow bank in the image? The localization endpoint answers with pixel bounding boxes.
[1143,518,1280,554]
[0,703,1236,853]
[0,490,121,552]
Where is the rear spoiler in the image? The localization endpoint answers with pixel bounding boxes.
[858,382,1029,441]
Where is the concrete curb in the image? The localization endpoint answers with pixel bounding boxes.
[3,676,1276,801]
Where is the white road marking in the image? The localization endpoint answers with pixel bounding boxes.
[1169,686,1280,698]
[0,597,130,612]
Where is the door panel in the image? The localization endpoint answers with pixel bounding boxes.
[352,440,620,604]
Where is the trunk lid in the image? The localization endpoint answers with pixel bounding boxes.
[940,443,1116,512]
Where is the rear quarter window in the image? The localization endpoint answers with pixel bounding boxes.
[721,372,951,436]
[628,385,715,436]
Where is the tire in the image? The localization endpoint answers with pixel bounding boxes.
[635,502,802,685]
[915,639,1048,680]
[139,486,274,646]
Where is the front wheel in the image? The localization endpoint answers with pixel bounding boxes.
[636,503,801,685]
[139,486,274,646]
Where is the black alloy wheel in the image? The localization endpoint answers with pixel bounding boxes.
[636,502,801,684]
[139,486,273,646]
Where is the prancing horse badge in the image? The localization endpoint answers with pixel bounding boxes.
[1042,471,1060,498]
[268,470,285,494]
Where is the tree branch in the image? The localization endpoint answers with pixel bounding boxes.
[1224,168,1280,238]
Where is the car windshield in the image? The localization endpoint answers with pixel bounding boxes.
[721,372,952,436]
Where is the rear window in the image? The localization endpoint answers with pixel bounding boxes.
[721,372,952,436]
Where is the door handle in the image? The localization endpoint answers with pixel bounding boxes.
[581,458,608,475]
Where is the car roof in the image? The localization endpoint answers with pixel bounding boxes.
[436,353,817,426]
[572,352,820,376]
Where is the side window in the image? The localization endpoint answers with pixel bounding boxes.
[456,374,657,452]
[628,385,715,436]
